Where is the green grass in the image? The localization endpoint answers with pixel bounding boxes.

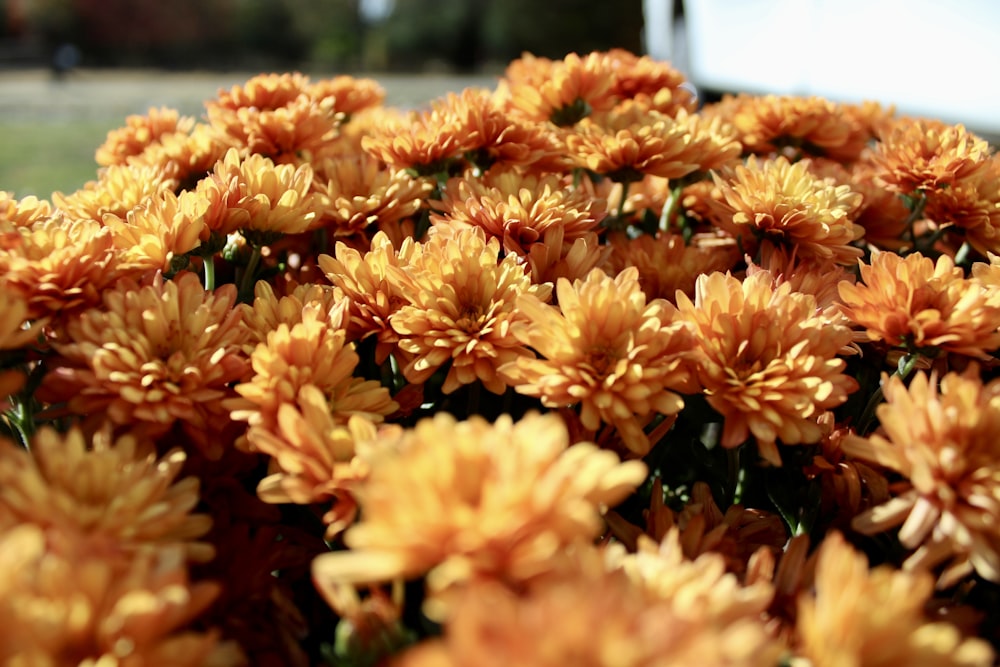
[0,120,120,198]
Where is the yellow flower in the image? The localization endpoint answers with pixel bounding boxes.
[499,51,617,126]
[870,117,992,195]
[311,412,647,615]
[37,272,250,458]
[796,531,995,667]
[0,525,242,666]
[500,266,695,455]
[840,369,1000,586]
[360,105,468,175]
[0,190,52,227]
[230,300,396,443]
[95,106,196,167]
[52,162,178,222]
[0,427,212,560]
[103,188,208,275]
[388,227,551,394]
[606,47,696,116]
[0,215,118,320]
[214,94,344,164]
[130,121,235,190]
[923,154,1000,256]
[711,156,864,264]
[676,271,857,465]
[432,166,607,258]
[239,279,341,349]
[838,251,1000,359]
[308,74,386,117]
[313,152,432,238]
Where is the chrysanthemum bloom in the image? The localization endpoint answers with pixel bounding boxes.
[230,301,397,441]
[213,94,344,164]
[319,231,422,363]
[524,227,609,286]
[704,93,874,162]
[870,117,992,195]
[500,267,696,455]
[0,289,45,401]
[52,162,179,222]
[564,102,723,183]
[248,385,377,537]
[711,156,864,264]
[840,369,1000,586]
[923,154,1000,256]
[0,215,118,320]
[0,526,243,666]
[676,271,857,465]
[312,153,432,238]
[95,106,196,166]
[0,426,213,560]
[360,104,468,175]
[606,231,739,302]
[129,122,235,190]
[311,412,648,615]
[392,541,782,667]
[308,74,386,117]
[209,72,311,115]
[838,251,1000,359]
[499,51,617,127]
[37,272,250,458]
[605,47,697,116]
[196,148,318,238]
[0,190,52,226]
[388,227,551,394]
[835,158,911,251]
[432,167,607,257]
[796,532,994,667]
[239,280,341,349]
[102,188,208,275]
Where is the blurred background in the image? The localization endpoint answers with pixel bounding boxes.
[1,0,998,196]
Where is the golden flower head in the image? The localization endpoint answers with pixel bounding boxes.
[499,51,617,127]
[52,162,178,223]
[838,251,1000,359]
[308,74,386,117]
[360,104,468,175]
[311,411,647,614]
[711,155,864,264]
[923,153,1000,256]
[841,368,1000,586]
[796,531,995,667]
[0,191,52,227]
[95,106,196,167]
[500,266,696,455]
[870,117,992,195]
[103,188,208,276]
[312,152,432,238]
[0,525,240,666]
[0,426,213,560]
[676,271,858,465]
[239,279,341,348]
[606,47,696,116]
[37,272,250,458]
[128,121,235,190]
[432,166,607,257]
[388,227,552,395]
[0,214,119,320]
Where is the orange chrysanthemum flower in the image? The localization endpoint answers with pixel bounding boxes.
[0,526,241,666]
[606,47,696,116]
[840,369,1000,586]
[870,117,992,195]
[0,290,45,401]
[499,51,617,127]
[37,272,250,457]
[230,300,397,441]
[0,191,52,227]
[0,215,119,320]
[0,427,212,560]
[796,532,994,666]
[676,271,857,465]
[500,267,695,455]
[319,231,422,363]
[196,148,318,238]
[388,227,551,394]
[248,384,377,537]
[128,122,235,189]
[308,74,386,117]
[565,102,730,182]
[95,106,196,167]
[102,188,208,275]
[606,231,739,302]
[432,167,607,257]
[838,251,1000,358]
[52,162,178,222]
[711,156,864,264]
[311,412,647,612]
[923,154,1000,256]
[239,279,340,348]
[360,105,468,175]
[312,153,432,238]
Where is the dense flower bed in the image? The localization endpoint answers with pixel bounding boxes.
[2,49,1000,665]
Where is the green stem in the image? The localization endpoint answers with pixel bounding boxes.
[726,445,744,506]
[955,241,972,267]
[857,352,921,434]
[238,244,263,304]
[903,192,928,249]
[203,255,216,291]
[615,180,631,223]
[659,182,684,234]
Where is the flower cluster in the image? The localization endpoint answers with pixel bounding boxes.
[2,50,1000,665]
